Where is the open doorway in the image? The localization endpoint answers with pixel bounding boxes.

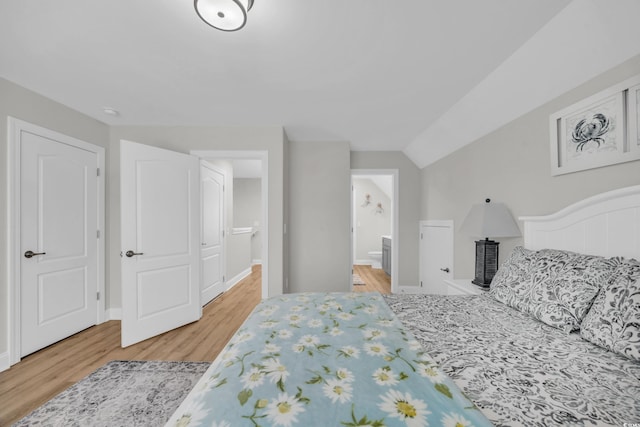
[228,159,263,289]
[192,150,268,300]
[351,169,398,294]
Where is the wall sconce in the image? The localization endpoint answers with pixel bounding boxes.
[460,198,521,287]
[361,193,371,207]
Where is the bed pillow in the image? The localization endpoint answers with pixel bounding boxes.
[489,246,537,312]
[580,258,640,361]
[524,249,618,333]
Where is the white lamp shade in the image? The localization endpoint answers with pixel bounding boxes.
[195,0,253,31]
[460,201,521,239]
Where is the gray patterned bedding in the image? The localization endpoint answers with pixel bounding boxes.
[384,293,640,426]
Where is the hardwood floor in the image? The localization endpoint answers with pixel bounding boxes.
[0,265,262,426]
[352,264,391,294]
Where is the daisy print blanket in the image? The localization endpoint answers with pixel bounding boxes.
[166,292,492,427]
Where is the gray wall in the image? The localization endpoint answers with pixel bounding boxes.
[421,54,640,280]
[288,141,352,292]
[108,125,286,306]
[353,178,391,261]
[351,152,421,286]
[0,78,110,359]
[234,178,262,262]
[227,233,252,281]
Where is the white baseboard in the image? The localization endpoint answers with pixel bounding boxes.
[226,267,252,291]
[107,308,122,321]
[252,259,262,266]
[0,351,10,373]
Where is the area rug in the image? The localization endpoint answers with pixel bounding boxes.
[353,273,366,285]
[13,360,209,427]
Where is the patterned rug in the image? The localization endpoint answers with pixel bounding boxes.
[13,360,209,427]
[353,273,366,285]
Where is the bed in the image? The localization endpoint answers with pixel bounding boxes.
[167,185,640,426]
[166,291,493,426]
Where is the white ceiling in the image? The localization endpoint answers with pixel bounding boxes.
[1,1,639,168]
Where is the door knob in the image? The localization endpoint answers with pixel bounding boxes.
[125,250,144,257]
[440,267,450,273]
[24,250,46,258]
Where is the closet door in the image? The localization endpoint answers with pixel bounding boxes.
[419,220,453,294]
[19,125,100,357]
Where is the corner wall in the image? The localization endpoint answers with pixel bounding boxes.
[421,55,640,280]
[288,141,351,292]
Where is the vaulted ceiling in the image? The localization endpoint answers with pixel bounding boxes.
[1,1,639,168]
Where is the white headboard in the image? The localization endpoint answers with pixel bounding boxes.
[519,185,640,260]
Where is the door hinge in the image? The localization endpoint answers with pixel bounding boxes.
[97,291,100,300]
[420,232,423,239]
[97,230,100,239]
[222,275,225,282]
[97,168,100,177]
[420,281,423,287]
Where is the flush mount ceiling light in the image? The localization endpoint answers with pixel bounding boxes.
[194,0,254,31]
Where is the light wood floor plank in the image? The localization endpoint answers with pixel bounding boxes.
[353,264,391,294]
[0,265,262,426]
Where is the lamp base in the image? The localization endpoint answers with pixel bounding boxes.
[473,239,499,286]
[471,279,491,288]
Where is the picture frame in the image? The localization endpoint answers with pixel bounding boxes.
[628,83,640,154]
[549,73,640,176]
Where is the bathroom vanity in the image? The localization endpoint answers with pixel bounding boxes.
[382,236,391,276]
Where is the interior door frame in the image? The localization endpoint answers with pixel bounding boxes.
[191,150,269,299]
[350,169,399,293]
[6,117,106,367]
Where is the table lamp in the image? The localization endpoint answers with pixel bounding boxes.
[460,198,521,287]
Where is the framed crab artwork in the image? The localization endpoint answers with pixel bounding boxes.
[549,73,640,176]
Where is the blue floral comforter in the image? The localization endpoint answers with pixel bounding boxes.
[166,292,492,427]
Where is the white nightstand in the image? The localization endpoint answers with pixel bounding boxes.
[444,279,487,295]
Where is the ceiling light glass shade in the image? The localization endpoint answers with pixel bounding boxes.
[194,0,254,32]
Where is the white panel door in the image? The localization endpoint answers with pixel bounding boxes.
[20,131,98,356]
[121,140,201,347]
[200,162,225,305]
[419,221,453,294]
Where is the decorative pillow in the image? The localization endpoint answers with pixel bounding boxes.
[489,246,537,312]
[524,249,618,333]
[580,258,640,361]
